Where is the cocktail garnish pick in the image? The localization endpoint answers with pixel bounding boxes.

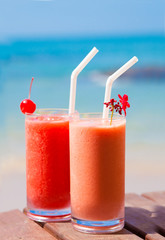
[20,77,36,114]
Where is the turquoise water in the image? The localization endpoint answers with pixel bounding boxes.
[0,35,165,170]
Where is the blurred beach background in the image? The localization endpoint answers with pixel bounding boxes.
[0,0,165,212]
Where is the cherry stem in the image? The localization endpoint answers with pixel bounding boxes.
[28,77,34,99]
[110,104,114,125]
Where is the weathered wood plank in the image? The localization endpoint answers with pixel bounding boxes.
[142,191,165,206]
[125,207,165,240]
[0,209,56,240]
[126,193,156,208]
[125,193,165,216]
[44,221,142,240]
[125,193,165,239]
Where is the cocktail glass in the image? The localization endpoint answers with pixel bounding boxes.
[69,113,126,233]
[25,109,76,222]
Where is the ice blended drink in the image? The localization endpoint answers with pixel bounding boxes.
[25,109,71,222]
[70,113,126,233]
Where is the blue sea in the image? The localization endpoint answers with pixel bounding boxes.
[0,35,165,205]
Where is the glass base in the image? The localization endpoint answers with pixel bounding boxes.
[24,208,71,222]
[71,216,124,234]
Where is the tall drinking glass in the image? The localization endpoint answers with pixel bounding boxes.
[25,109,73,222]
[70,113,126,233]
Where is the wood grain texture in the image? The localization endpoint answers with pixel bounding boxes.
[125,193,165,239]
[0,209,56,240]
[2,192,165,240]
[44,221,142,240]
[125,193,156,208]
[142,192,165,206]
[125,207,165,240]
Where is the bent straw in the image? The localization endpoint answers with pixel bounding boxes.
[69,47,99,115]
[103,56,138,119]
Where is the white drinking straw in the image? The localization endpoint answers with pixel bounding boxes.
[69,47,99,115]
[103,56,138,119]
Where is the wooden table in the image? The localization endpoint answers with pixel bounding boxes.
[1,191,165,240]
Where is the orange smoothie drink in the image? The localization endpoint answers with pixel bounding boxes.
[70,113,126,233]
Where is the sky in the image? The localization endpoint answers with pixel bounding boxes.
[0,0,165,39]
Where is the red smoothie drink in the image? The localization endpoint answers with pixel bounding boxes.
[70,113,126,233]
[25,109,71,222]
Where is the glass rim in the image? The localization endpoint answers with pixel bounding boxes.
[77,112,126,121]
[25,108,77,117]
[25,108,78,118]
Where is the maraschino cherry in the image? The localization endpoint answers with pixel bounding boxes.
[20,77,36,114]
